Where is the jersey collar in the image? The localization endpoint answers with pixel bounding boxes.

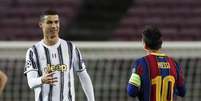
[41,38,61,48]
[149,52,167,56]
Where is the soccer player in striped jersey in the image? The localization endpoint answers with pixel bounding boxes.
[127,26,186,101]
[24,9,95,101]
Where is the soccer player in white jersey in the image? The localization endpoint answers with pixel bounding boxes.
[24,9,95,101]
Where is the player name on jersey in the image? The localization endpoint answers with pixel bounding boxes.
[157,62,170,69]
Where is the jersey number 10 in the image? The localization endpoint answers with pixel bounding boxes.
[152,75,175,101]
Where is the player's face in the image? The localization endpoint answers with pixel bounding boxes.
[39,15,60,43]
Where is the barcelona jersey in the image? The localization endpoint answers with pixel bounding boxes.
[127,53,186,101]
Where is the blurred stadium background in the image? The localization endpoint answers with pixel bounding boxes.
[0,0,201,101]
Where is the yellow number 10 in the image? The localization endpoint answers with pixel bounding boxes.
[152,75,175,101]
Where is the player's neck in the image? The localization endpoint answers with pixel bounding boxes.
[146,49,160,55]
[43,37,59,46]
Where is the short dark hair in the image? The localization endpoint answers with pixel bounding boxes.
[142,25,162,50]
[40,9,59,21]
[42,9,59,15]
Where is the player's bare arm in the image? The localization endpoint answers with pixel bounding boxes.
[0,70,7,95]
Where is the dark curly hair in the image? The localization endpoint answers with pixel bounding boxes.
[142,25,162,50]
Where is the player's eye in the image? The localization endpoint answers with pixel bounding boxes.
[46,21,53,24]
[54,20,59,24]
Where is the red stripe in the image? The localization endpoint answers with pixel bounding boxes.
[144,57,152,101]
[147,55,159,79]
[167,57,177,80]
[146,55,160,101]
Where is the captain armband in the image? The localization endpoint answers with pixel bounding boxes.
[129,73,141,87]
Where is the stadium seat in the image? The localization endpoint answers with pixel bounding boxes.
[113,0,201,41]
[0,0,80,40]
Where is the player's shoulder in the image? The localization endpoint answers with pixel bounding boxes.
[159,53,176,61]
[59,38,68,43]
[165,55,178,63]
[25,41,42,53]
[136,57,145,62]
[135,55,154,67]
[31,40,42,48]
[130,57,146,73]
[134,57,147,65]
[60,39,75,46]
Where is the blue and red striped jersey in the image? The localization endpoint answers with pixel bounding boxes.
[127,53,186,101]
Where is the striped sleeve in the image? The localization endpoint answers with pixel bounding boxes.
[175,62,186,97]
[24,48,38,75]
[73,46,86,72]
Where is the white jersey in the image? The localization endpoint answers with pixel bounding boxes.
[24,39,86,101]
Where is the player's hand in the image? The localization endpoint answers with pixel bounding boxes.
[41,72,58,85]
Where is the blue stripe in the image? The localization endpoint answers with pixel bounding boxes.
[156,56,169,77]
[142,57,151,101]
[175,62,180,81]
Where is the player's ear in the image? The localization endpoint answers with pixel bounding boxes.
[142,40,147,50]
[39,21,42,28]
[144,43,149,51]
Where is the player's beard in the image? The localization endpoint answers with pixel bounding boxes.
[45,32,59,45]
[49,34,58,41]
[49,29,58,35]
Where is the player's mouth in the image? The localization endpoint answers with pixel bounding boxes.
[48,34,57,40]
[48,29,58,34]
[50,35,56,39]
[50,29,58,32]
